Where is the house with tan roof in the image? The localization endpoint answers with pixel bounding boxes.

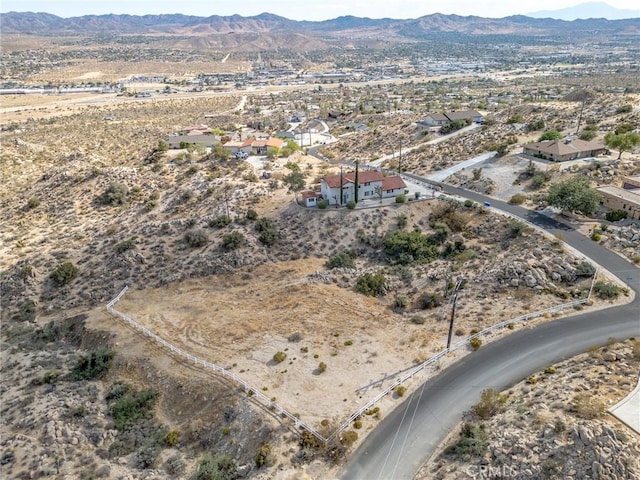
[320,170,407,206]
[597,175,640,220]
[523,138,608,162]
[420,110,483,127]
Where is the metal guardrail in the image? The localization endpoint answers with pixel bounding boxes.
[107,272,596,445]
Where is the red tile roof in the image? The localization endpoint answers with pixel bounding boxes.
[321,170,386,188]
[382,176,407,190]
[301,190,317,198]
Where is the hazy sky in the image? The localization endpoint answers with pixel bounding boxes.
[2,0,639,20]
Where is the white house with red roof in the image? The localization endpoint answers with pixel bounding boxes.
[320,170,407,206]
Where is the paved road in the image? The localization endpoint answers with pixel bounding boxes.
[341,182,640,480]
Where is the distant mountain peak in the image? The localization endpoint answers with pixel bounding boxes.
[527,1,639,20]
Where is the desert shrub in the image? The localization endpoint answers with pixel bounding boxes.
[383,230,439,265]
[318,362,327,373]
[245,209,258,220]
[575,261,596,277]
[221,232,244,250]
[396,214,408,229]
[605,210,628,222]
[472,388,507,419]
[288,332,302,342]
[17,299,37,322]
[184,229,209,248]
[544,366,557,374]
[416,292,442,310]
[509,193,526,205]
[26,196,41,209]
[593,281,620,299]
[191,453,238,480]
[326,251,355,269]
[446,423,489,456]
[615,104,633,114]
[392,294,408,312]
[527,119,545,131]
[72,347,115,380]
[208,215,231,228]
[50,261,79,285]
[164,429,181,447]
[395,194,407,204]
[395,386,406,397]
[572,393,605,419]
[353,419,362,429]
[341,430,358,447]
[470,337,482,350]
[508,219,527,238]
[318,200,329,209]
[164,454,186,476]
[355,273,386,297]
[273,351,287,363]
[429,200,470,232]
[346,200,356,209]
[410,315,425,325]
[255,444,275,468]
[258,228,279,246]
[133,446,158,470]
[579,130,597,141]
[99,182,129,205]
[109,388,158,430]
[114,238,136,254]
[591,231,601,242]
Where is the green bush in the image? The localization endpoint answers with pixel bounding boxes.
[273,351,287,363]
[50,261,79,285]
[164,429,181,447]
[341,430,358,447]
[355,273,386,297]
[470,337,482,350]
[575,261,596,277]
[72,347,115,380]
[383,230,439,265]
[255,444,274,468]
[605,210,628,222]
[509,193,526,205]
[325,252,355,269]
[318,362,327,373]
[572,393,605,419]
[246,209,258,220]
[318,200,329,209]
[416,292,442,310]
[208,215,231,228]
[410,315,425,325]
[27,196,41,209]
[18,299,37,322]
[472,388,507,419]
[593,281,621,299]
[446,423,489,456]
[346,200,356,209]
[99,182,129,205]
[222,232,244,250]
[395,195,407,204]
[395,386,406,397]
[184,229,209,248]
[114,238,136,254]
[109,388,158,430]
[191,453,237,480]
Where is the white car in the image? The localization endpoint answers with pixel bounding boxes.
[235,151,248,159]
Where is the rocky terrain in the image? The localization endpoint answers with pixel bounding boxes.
[419,339,640,480]
[1,73,639,479]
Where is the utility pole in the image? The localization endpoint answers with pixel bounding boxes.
[446,280,463,350]
[575,99,586,135]
[398,141,402,174]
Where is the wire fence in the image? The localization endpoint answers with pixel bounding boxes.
[107,271,596,445]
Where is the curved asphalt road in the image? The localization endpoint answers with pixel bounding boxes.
[342,181,640,480]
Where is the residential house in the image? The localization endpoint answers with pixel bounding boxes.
[419,110,483,127]
[300,191,318,207]
[320,170,407,206]
[166,134,220,149]
[222,138,254,155]
[597,175,640,220]
[523,138,608,162]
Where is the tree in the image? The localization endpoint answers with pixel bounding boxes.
[604,131,640,159]
[547,175,601,216]
[538,130,563,142]
[50,261,79,286]
[283,171,305,201]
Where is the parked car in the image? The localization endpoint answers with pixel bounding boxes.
[235,151,248,159]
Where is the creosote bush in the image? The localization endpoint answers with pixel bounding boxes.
[273,351,287,363]
[326,251,355,269]
[593,281,621,299]
[446,422,489,457]
[355,272,386,297]
[184,229,209,248]
[99,181,129,205]
[472,388,507,419]
[470,337,482,350]
[222,231,244,250]
[72,347,115,380]
[50,261,79,285]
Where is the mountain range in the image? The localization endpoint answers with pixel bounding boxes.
[528,1,639,20]
[1,10,638,39]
